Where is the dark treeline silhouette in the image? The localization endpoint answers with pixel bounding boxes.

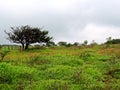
[105,39,120,44]
[5,25,52,50]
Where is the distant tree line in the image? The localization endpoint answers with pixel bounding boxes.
[57,40,88,47]
[105,38,120,44]
[3,25,120,50]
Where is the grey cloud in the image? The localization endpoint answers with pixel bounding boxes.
[0,0,120,44]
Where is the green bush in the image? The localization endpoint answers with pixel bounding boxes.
[109,79,120,90]
[61,57,84,67]
[49,56,84,67]
[0,84,13,90]
[0,62,39,89]
[79,50,94,60]
[0,63,17,84]
[27,56,51,66]
[43,65,74,80]
[73,65,105,89]
[0,50,10,61]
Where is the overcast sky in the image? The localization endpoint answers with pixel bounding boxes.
[0,0,120,44]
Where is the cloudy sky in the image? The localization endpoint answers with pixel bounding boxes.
[0,0,120,44]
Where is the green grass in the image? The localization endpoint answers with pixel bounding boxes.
[0,45,120,90]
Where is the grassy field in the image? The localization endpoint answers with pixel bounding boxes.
[0,45,120,90]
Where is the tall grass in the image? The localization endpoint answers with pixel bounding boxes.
[0,45,120,90]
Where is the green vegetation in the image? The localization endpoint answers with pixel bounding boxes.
[5,25,52,50]
[105,38,120,44]
[0,45,120,90]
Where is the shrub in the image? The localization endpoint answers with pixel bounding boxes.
[0,84,13,90]
[62,58,84,67]
[0,63,17,84]
[0,50,10,61]
[107,69,120,79]
[43,65,74,80]
[79,50,94,60]
[27,56,51,66]
[0,63,39,85]
[73,65,105,89]
[109,79,120,90]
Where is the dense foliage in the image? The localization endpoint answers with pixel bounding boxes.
[105,39,120,44]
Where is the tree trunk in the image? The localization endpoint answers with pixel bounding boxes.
[21,43,25,50]
[25,44,29,50]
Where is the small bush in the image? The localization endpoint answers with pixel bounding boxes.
[79,50,94,60]
[43,65,74,80]
[109,79,120,90]
[62,59,84,67]
[107,69,120,79]
[0,63,17,84]
[0,50,10,61]
[0,63,39,85]
[0,84,13,90]
[73,65,105,89]
[27,56,51,66]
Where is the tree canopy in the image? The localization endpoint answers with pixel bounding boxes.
[58,41,67,46]
[105,39,120,44]
[5,25,52,50]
